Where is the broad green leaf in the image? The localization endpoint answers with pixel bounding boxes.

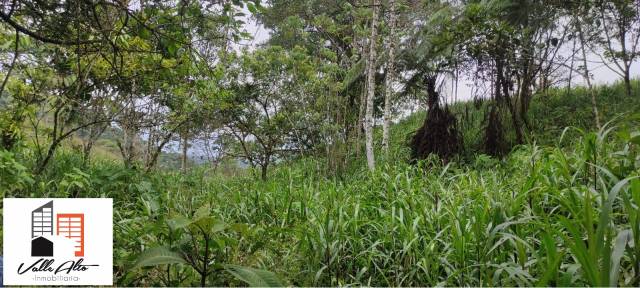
[225,264,285,287]
[559,216,597,285]
[167,215,192,230]
[631,179,640,207]
[609,229,631,286]
[191,216,227,234]
[132,246,186,269]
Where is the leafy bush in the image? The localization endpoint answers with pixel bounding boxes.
[0,149,33,197]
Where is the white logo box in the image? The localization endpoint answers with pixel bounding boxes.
[3,198,113,285]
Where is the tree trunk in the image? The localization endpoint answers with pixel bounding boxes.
[577,21,601,129]
[82,140,93,164]
[497,58,523,144]
[356,41,368,158]
[119,100,138,169]
[364,0,379,171]
[567,38,576,96]
[624,68,632,98]
[260,164,268,181]
[260,156,270,181]
[144,134,173,173]
[82,123,108,165]
[517,72,534,133]
[382,0,397,156]
[35,138,61,174]
[122,123,136,168]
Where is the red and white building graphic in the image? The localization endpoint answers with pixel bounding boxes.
[56,213,84,257]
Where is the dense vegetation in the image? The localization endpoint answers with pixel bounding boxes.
[1,0,640,286]
[1,81,639,286]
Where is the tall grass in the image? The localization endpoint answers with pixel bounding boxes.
[100,121,637,286]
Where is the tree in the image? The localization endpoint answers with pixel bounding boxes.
[77,87,118,164]
[223,46,318,180]
[576,19,602,128]
[259,0,375,173]
[593,0,640,98]
[0,28,18,99]
[0,0,129,170]
[455,0,567,153]
[0,26,27,151]
[0,0,127,46]
[401,1,463,162]
[27,46,122,174]
[0,0,257,173]
[561,1,604,129]
[364,0,380,171]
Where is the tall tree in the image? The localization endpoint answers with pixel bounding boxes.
[577,19,602,128]
[364,0,379,171]
[569,1,602,128]
[258,0,370,174]
[593,0,640,98]
[457,0,566,152]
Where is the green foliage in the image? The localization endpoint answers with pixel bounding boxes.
[132,246,187,268]
[0,149,34,197]
[124,196,285,286]
[106,117,640,286]
[2,79,639,286]
[1,0,640,285]
[224,265,286,287]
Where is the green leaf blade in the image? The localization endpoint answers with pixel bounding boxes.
[225,264,285,287]
[133,246,186,269]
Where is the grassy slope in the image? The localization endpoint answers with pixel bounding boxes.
[2,80,640,286]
